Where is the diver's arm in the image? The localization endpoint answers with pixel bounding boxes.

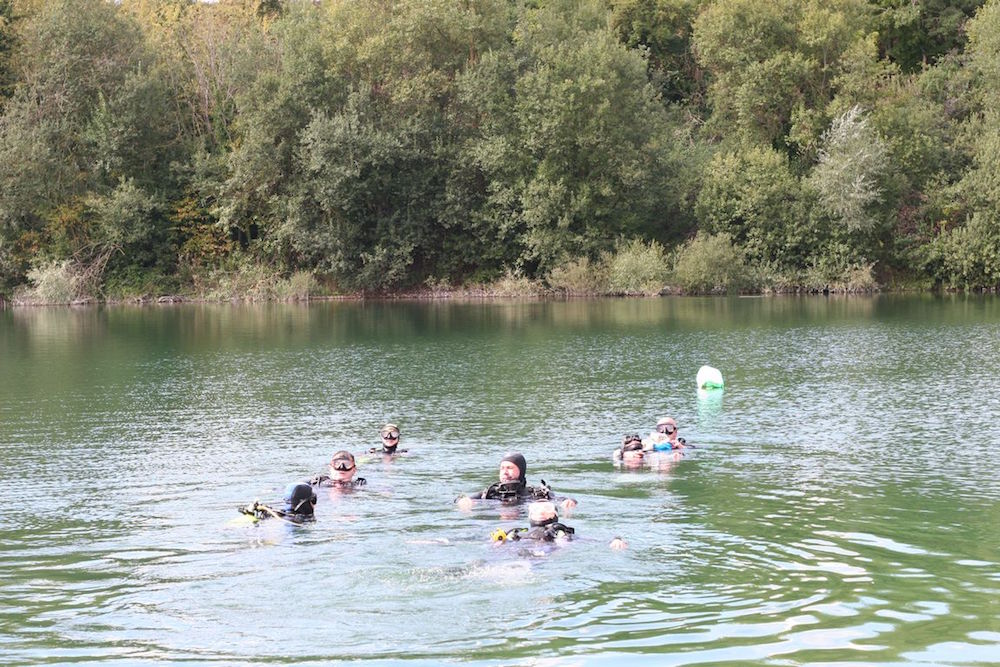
[455,492,486,511]
[456,485,494,510]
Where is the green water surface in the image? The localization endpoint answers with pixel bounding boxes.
[1,295,999,666]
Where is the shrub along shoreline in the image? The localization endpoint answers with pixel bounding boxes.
[6,235,918,307]
[2,284,886,308]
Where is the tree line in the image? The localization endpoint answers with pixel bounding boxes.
[1,0,999,301]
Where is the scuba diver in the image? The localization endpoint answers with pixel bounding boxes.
[491,503,631,551]
[642,416,688,451]
[310,450,367,488]
[490,501,575,543]
[613,434,646,467]
[367,422,407,456]
[237,482,317,524]
[455,453,577,511]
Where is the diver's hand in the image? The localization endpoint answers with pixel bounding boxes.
[560,498,577,511]
[456,495,474,511]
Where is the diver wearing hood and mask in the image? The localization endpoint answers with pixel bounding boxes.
[237,482,317,524]
[367,423,407,456]
[309,450,367,488]
[455,453,577,510]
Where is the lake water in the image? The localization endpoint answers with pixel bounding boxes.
[2,295,1000,666]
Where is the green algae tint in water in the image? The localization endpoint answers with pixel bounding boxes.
[1,295,1000,666]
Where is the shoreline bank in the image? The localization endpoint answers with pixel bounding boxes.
[10,284,978,309]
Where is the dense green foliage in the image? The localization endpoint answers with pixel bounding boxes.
[1,0,999,301]
[0,0,15,104]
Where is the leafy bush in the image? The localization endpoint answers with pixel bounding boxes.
[274,271,316,300]
[101,266,175,301]
[480,271,546,297]
[842,263,878,291]
[547,256,609,295]
[192,257,280,301]
[924,212,1000,289]
[798,258,878,292]
[92,178,159,252]
[671,232,749,293]
[20,260,81,304]
[0,237,20,293]
[605,238,671,295]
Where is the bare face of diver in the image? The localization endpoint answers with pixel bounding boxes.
[499,461,521,483]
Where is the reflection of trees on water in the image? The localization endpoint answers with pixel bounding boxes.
[21,295,999,354]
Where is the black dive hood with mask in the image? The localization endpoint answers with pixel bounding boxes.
[284,483,317,516]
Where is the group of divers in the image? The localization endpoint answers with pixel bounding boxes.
[237,417,691,550]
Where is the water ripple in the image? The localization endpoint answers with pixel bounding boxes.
[3,297,1000,664]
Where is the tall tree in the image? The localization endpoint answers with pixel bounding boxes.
[0,0,173,290]
[695,145,813,267]
[463,0,675,274]
[0,0,15,105]
[872,0,984,73]
[608,0,705,103]
[274,0,515,288]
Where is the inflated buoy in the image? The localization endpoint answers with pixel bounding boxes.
[696,365,724,390]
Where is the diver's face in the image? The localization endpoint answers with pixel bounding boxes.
[329,460,356,482]
[656,421,677,436]
[499,461,521,483]
[623,449,644,463]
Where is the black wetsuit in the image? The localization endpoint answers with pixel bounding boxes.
[367,446,407,455]
[523,521,575,541]
[504,519,575,542]
[468,480,555,504]
[238,502,315,524]
[465,454,572,505]
[310,474,367,488]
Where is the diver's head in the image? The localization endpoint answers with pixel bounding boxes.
[655,417,678,436]
[284,483,317,516]
[329,450,357,482]
[379,423,400,451]
[499,452,527,484]
[528,501,558,527]
[609,536,628,550]
[621,434,644,463]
